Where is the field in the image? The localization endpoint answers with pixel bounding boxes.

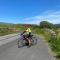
[0,24,26,36]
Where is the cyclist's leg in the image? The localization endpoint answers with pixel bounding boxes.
[23,35,29,44]
[27,33,31,46]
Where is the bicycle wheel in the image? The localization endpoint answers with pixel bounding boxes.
[31,36,37,45]
[17,38,24,48]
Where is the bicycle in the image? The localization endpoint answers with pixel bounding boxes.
[17,34,37,48]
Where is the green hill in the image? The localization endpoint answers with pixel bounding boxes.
[54,24,60,28]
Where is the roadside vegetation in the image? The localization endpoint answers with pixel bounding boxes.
[0,24,25,36]
[34,21,60,60]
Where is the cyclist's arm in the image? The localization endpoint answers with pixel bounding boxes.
[21,31,26,35]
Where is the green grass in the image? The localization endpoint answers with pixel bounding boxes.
[0,28,16,36]
[54,33,60,59]
[0,24,26,36]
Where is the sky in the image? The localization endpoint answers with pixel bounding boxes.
[0,0,60,24]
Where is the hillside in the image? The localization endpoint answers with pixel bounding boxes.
[54,24,60,28]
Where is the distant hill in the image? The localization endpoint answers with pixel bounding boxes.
[54,24,60,28]
[0,22,60,28]
[0,22,13,25]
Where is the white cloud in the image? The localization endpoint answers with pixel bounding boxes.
[23,10,60,24]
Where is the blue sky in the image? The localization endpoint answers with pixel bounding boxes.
[0,0,60,24]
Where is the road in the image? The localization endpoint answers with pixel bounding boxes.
[0,34,55,60]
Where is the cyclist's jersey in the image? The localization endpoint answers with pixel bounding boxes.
[24,28,31,35]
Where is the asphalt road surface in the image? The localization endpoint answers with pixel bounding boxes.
[0,34,55,60]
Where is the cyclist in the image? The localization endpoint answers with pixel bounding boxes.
[21,27,32,46]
